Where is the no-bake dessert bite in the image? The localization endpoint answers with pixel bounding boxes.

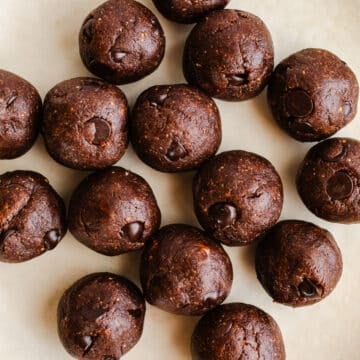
[193,150,283,246]
[79,0,165,84]
[42,77,128,170]
[297,138,360,223]
[191,303,286,360]
[183,9,274,101]
[255,220,343,307]
[152,0,230,24]
[0,170,66,262]
[131,84,222,172]
[140,224,233,315]
[268,48,359,142]
[58,273,145,360]
[68,167,161,255]
[0,69,42,159]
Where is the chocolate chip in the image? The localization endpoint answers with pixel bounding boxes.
[166,140,187,161]
[149,93,168,107]
[121,222,144,243]
[76,335,94,355]
[298,278,319,298]
[0,229,16,246]
[288,119,315,134]
[128,308,143,318]
[82,17,94,42]
[6,92,17,108]
[226,73,249,86]
[84,117,111,145]
[103,356,117,360]
[321,141,346,162]
[343,102,352,117]
[208,203,238,226]
[285,89,314,117]
[43,229,61,250]
[326,171,354,200]
[80,306,108,321]
[110,49,127,63]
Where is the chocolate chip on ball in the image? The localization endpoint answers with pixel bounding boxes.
[255,220,343,307]
[183,9,274,101]
[193,150,283,246]
[140,224,233,315]
[152,0,230,24]
[0,69,42,159]
[131,84,222,172]
[268,48,359,141]
[191,303,286,360]
[79,0,165,84]
[57,273,145,360]
[68,167,161,255]
[297,137,360,223]
[0,170,66,263]
[42,77,128,170]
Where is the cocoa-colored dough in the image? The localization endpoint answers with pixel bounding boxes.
[297,137,360,223]
[183,9,274,101]
[0,170,66,263]
[152,0,230,24]
[42,77,128,170]
[79,0,165,85]
[140,224,233,315]
[191,303,286,360]
[0,69,42,159]
[131,84,221,172]
[268,48,359,142]
[68,167,161,255]
[193,150,283,246]
[57,273,145,360]
[255,220,343,307]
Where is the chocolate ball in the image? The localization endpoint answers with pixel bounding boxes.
[42,77,128,170]
[57,273,145,360]
[0,170,66,263]
[297,137,360,223]
[268,48,359,141]
[193,150,283,246]
[131,84,222,172]
[256,220,343,307]
[0,69,42,159]
[68,167,161,255]
[183,9,274,101]
[140,224,233,315]
[152,0,230,24]
[79,0,165,85]
[191,303,286,360]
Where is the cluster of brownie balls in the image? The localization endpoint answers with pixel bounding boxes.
[0,0,359,359]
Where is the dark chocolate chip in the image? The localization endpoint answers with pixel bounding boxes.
[226,73,249,86]
[208,203,238,226]
[79,306,108,321]
[110,49,127,63]
[288,119,315,134]
[6,93,17,108]
[83,17,94,42]
[76,335,94,355]
[43,229,61,250]
[0,229,16,246]
[121,222,144,243]
[321,141,346,162]
[84,117,111,145]
[166,140,187,161]
[343,102,352,117]
[103,356,117,360]
[326,171,354,200]
[128,308,143,318]
[298,278,318,298]
[150,93,168,107]
[286,89,314,117]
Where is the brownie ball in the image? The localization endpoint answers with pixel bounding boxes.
[191,303,286,360]
[0,171,66,263]
[0,69,42,159]
[42,77,128,170]
[256,220,343,307]
[297,137,360,223]
[131,84,222,172]
[152,0,230,24]
[140,224,233,315]
[193,150,283,246]
[68,167,161,255]
[79,0,165,85]
[183,9,274,101]
[58,273,145,360]
[268,48,359,142]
